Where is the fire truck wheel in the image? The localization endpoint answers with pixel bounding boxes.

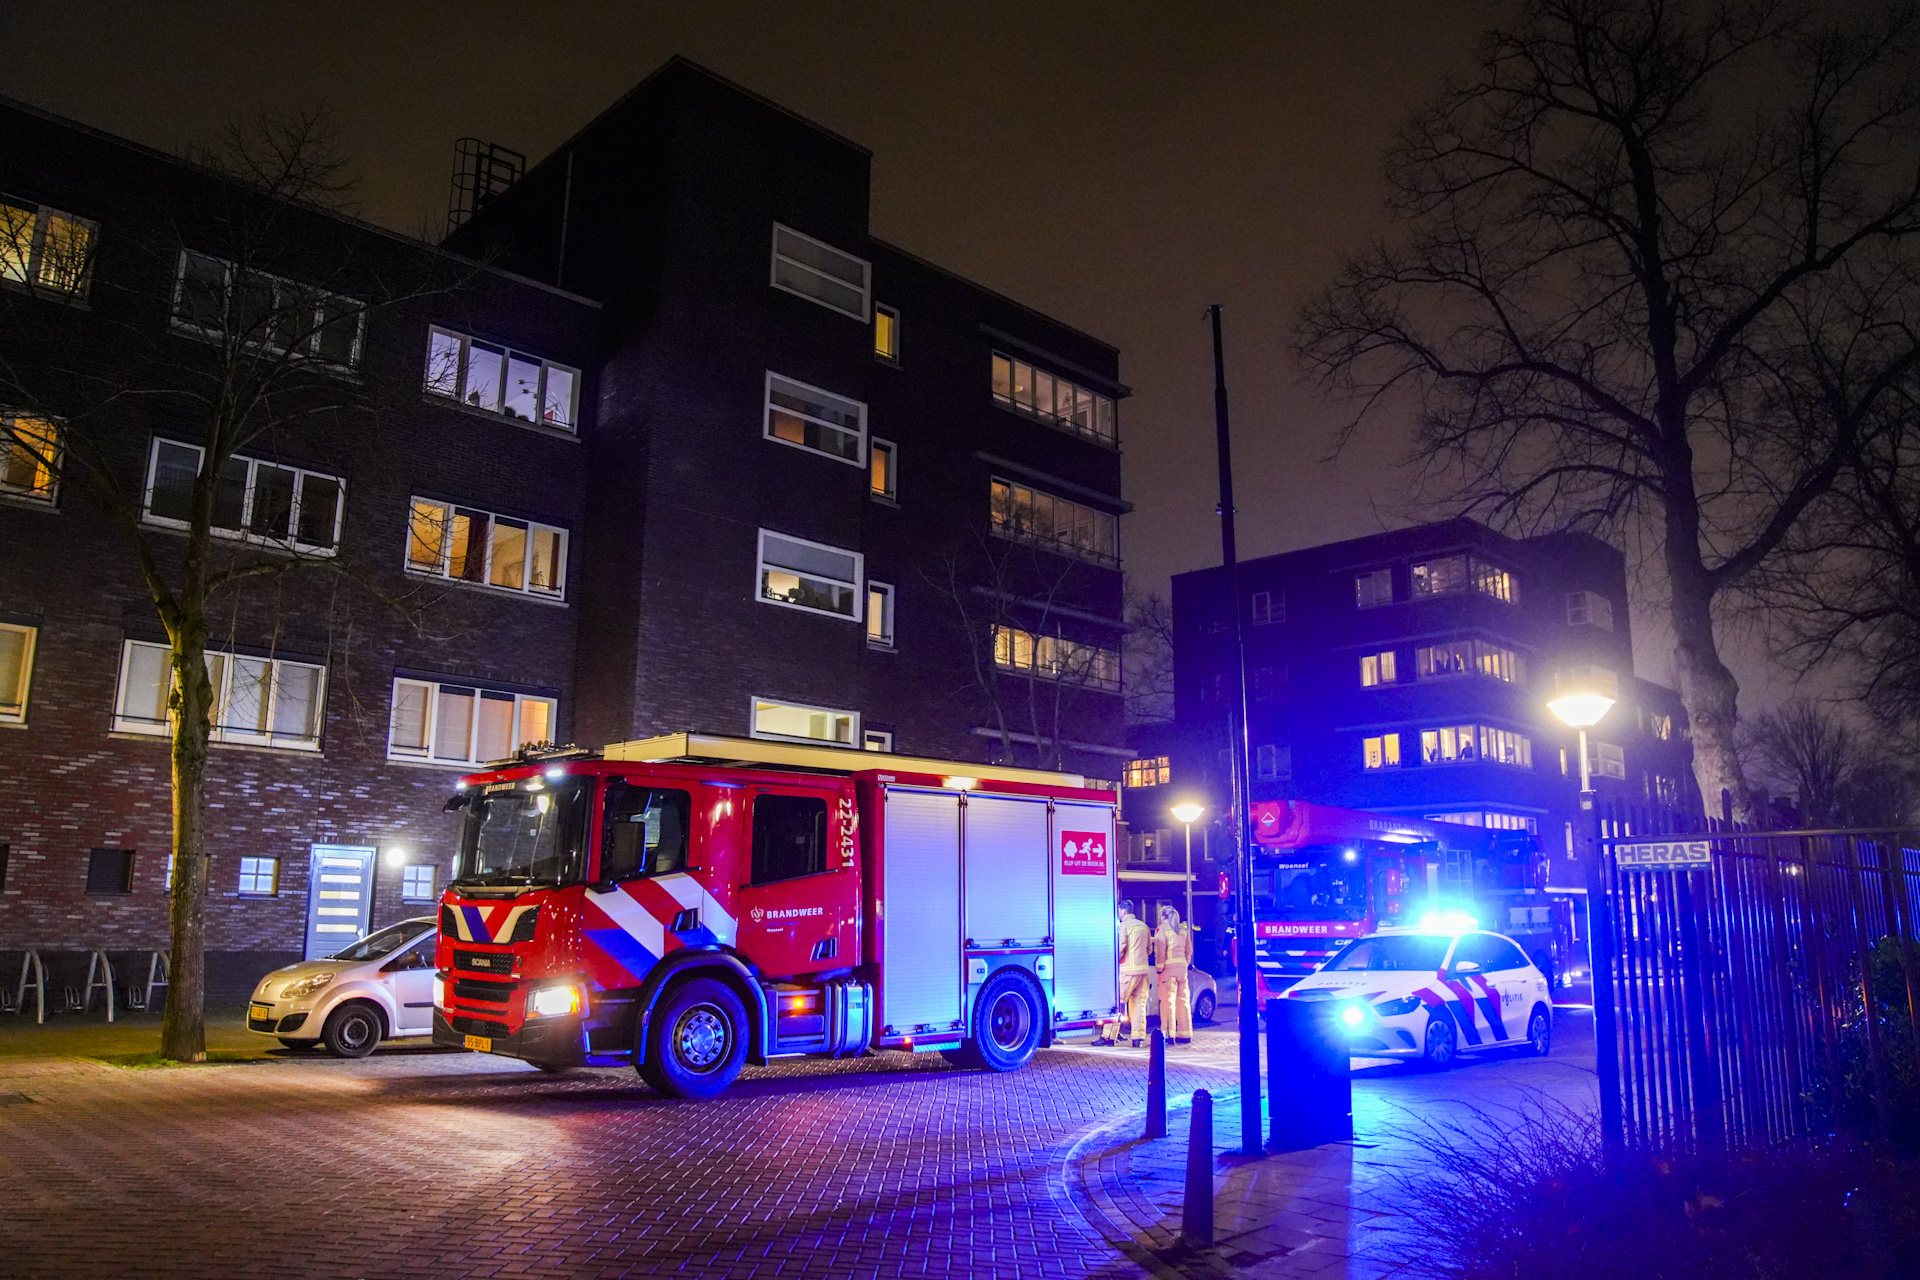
[1420,1012,1458,1070]
[1526,1004,1552,1056]
[320,1002,383,1059]
[639,977,747,1098]
[948,970,1045,1072]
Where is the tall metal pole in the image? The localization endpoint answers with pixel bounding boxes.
[1577,725,1625,1152]
[1208,303,1263,1157]
[1183,820,1196,943]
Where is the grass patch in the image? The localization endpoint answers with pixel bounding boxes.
[92,1048,274,1069]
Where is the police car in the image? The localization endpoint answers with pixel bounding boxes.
[1281,925,1552,1067]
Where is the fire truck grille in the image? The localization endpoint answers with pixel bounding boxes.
[509,907,540,943]
[455,950,513,975]
[453,978,515,1005]
[450,1015,509,1039]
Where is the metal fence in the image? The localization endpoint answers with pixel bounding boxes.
[1594,802,1920,1151]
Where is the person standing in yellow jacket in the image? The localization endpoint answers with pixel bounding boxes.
[1094,902,1154,1047]
[1155,905,1194,1044]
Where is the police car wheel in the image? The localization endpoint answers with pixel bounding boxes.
[1420,1013,1458,1070]
[949,970,1045,1072]
[640,977,747,1099]
[1527,1005,1552,1056]
[320,1002,383,1059]
[1194,991,1217,1024]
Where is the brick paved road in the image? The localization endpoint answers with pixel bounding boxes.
[0,1043,1233,1280]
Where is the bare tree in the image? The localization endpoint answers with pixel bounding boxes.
[0,113,457,1059]
[1296,0,1920,822]
[1743,699,1920,826]
[1123,587,1175,725]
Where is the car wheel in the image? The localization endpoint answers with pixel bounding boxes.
[1421,1012,1458,1070]
[638,977,747,1099]
[1194,990,1217,1024]
[320,1002,383,1059]
[1526,1004,1552,1056]
[947,969,1046,1072]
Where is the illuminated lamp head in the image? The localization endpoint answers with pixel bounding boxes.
[1170,802,1205,826]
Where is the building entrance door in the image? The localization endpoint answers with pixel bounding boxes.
[305,845,376,959]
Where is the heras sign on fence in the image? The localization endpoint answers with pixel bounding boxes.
[1614,840,1713,870]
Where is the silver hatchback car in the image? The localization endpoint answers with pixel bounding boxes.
[247,918,439,1057]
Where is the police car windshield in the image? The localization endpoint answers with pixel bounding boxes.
[454,777,591,888]
[1325,934,1451,972]
[331,919,434,962]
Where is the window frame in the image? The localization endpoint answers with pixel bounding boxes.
[113,638,327,751]
[169,249,365,368]
[85,848,135,896]
[422,325,580,432]
[862,729,894,752]
[1,412,61,505]
[0,621,35,725]
[755,528,864,623]
[141,438,345,556]
[866,579,896,649]
[988,476,1120,567]
[989,351,1119,447]
[749,791,834,886]
[1250,590,1284,625]
[869,437,898,503]
[1566,590,1615,630]
[1256,743,1292,781]
[237,856,279,897]
[749,697,860,748]
[0,198,98,297]
[1355,568,1393,608]
[1589,740,1627,780]
[763,371,867,467]
[404,496,569,601]
[1360,650,1397,687]
[1362,733,1401,770]
[873,303,900,363]
[770,222,872,322]
[1124,756,1172,788]
[385,677,558,768]
[990,624,1123,693]
[400,863,438,903]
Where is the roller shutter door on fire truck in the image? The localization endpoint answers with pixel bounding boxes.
[1052,800,1119,1020]
[881,788,963,1031]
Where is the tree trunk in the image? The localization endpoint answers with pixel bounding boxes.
[159,630,213,1063]
[1668,571,1754,827]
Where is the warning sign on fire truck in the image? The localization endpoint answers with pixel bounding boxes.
[1060,830,1108,876]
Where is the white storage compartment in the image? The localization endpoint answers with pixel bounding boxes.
[879,788,963,1032]
[1051,800,1119,1019]
[962,794,1051,946]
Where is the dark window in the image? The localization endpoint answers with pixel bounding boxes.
[86,847,134,895]
[751,794,829,884]
[1485,936,1531,971]
[599,782,693,883]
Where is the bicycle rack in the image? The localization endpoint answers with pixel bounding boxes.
[142,951,170,1013]
[82,951,116,1022]
[15,951,45,1024]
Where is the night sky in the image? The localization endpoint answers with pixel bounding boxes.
[10,1,1790,699]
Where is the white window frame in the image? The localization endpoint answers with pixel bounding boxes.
[404,497,569,600]
[989,476,1120,566]
[756,529,864,623]
[422,325,580,431]
[989,352,1119,447]
[763,371,867,466]
[1250,590,1284,625]
[874,303,900,362]
[1566,590,1614,629]
[0,621,36,724]
[749,696,860,748]
[237,856,279,896]
[862,729,894,752]
[400,863,438,903]
[1363,733,1401,770]
[113,639,326,751]
[770,223,871,321]
[1355,568,1393,608]
[870,437,897,502]
[0,198,98,296]
[1588,740,1627,780]
[867,580,896,649]
[385,677,558,767]
[1,412,61,505]
[141,438,345,556]
[169,250,365,367]
[1360,650,1397,687]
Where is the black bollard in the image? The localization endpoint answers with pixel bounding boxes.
[1145,1028,1168,1138]
[1182,1089,1214,1248]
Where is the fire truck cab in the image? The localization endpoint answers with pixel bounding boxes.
[432,734,1121,1098]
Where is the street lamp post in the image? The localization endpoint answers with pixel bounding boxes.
[1548,687,1623,1152]
[1171,803,1205,944]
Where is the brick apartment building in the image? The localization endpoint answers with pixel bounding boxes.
[0,59,1129,988]
[1121,518,1696,914]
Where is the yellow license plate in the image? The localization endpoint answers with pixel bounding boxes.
[464,1034,492,1052]
[250,1004,272,1021]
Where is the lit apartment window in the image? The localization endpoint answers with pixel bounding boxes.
[1483,726,1534,767]
[237,857,279,896]
[751,697,857,746]
[401,864,437,902]
[1,414,59,503]
[1252,666,1285,702]
[1643,709,1673,741]
[388,678,555,766]
[1250,590,1284,624]
[143,439,344,554]
[870,438,897,501]
[1256,743,1292,781]
[992,624,1122,692]
[990,352,1118,446]
[1415,639,1524,684]
[1363,734,1401,769]
[989,477,1119,566]
[424,327,578,430]
[757,529,863,621]
[770,223,871,321]
[874,304,899,362]
[867,580,895,648]
[862,729,894,752]
[1411,554,1517,603]
[1360,651,1397,687]
[1566,590,1613,629]
[0,622,35,724]
[1125,756,1171,788]
[1,199,96,295]
[406,499,567,599]
[1652,774,1681,806]
[172,250,363,366]
[1421,724,1478,764]
[114,639,325,750]
[765,372,866,464]
[1587,740,1627,780]
[1355,568,1393,608]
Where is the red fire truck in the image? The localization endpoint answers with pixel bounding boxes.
[431,733,1121,1097]
[1244,800,1565,1001]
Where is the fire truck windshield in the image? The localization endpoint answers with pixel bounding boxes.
[1257,856,1367,921]
[452,777,591,888]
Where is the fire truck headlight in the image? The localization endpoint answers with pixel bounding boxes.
[432,975,444,1009]
[1373,996,1422,1017]
[1338,1002,1368,1029]
[527,983,586,1019]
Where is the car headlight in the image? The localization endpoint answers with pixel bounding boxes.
[526,983,586,1019]
[1374,996,1422,1017]
[280,972,335,1000]
[432,975,445,1009]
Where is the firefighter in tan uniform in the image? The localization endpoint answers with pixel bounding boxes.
[1155,905,1194,1044]
[1094,902,1155,1046]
